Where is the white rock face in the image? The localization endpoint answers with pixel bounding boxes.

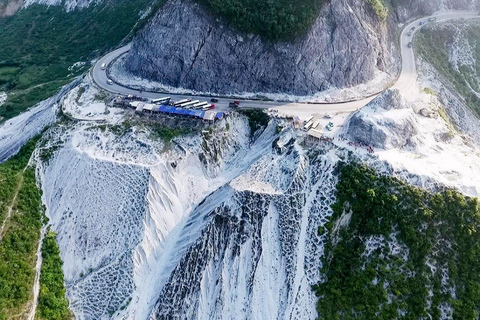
[0,79,79,162]
[34,85,480,320]
[37,111,344,320]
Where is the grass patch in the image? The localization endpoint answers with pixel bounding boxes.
[150,125,194,141]
[0,0,153,121]
[0,137,44,319]
[438,107,456,134]
[36,231,72,320]
[315,163,480,319]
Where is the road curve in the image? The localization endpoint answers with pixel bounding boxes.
[92,11,479,115]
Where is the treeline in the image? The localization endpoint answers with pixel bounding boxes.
[314,163,480,319]
[0,137,43,319]
[196,0,327,40]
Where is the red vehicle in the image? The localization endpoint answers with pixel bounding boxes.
[234,100,240,105]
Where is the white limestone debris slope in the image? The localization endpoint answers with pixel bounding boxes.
[344,86,480,197]
[36,105,347,320]
[31,78,480,320]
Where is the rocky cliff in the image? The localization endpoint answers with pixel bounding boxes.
[124,0,478,97]
[125,0,395,96]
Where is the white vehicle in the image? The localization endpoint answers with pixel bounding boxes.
[312,121,320,130]
[107,79,113,85]
[152,97,171,104]
[174,99,191,106]
[101,63,107,70]
[178,100,200,108]
[304,116,314,125]
[202,104,215,111]
[303,120,314,131]
[192,101,209,109]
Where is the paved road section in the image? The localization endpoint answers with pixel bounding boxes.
[92,11,479,116]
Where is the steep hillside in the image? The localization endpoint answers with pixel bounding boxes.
[416,20,480,116]
[0,0,152,122]
[392,0,478,21]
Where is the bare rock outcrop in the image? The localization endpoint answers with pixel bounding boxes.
[346,89,418,149]
[125,0,394,96]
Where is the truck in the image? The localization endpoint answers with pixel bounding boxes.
[202,104,215,111]
[174,99,191,107]
[192,101,209,109]
[152,97,171,105]
[303,120,314,131]
[179,100,200,108]
[304,116,314,125]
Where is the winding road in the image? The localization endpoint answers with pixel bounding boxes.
[92,11,479,116]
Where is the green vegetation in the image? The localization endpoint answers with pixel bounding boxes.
[37,231,71,320]
[195,0,326,40]
[0,137,44,319]
[238,108,270,138]
[0,0,152,121]
[151,125,194,141]
[315,163,480,319]
[438,107,456,134]
[416,21,480,117]
[366,0,388,20]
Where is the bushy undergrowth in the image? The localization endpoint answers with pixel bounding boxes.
[37,231,72,320]
[315,163,480,319]
[366,0,388,20]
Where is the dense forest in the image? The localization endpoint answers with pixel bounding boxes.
[315,163,480,319]
[194,0,390,40]
[195,0,327,40]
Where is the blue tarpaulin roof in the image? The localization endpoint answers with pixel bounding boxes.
[157,105,206,119]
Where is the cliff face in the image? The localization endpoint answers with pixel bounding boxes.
[125,0,394,96]
[124,0,479,96]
